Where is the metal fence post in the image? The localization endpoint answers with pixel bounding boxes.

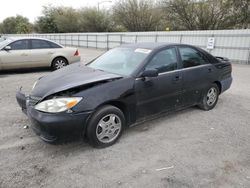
[120,34,122,45]
[78,34,80,47]
[87,34,89,48]
[155,34,158,42]
[179,34,183,44]
[135,34,138,43]
[107,34,109,50]
[59,34,61,45]
[247,46,250,65]
[96,35,98,49]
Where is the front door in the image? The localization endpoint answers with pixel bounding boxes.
[135,47,182,119]
[0,39,32,70]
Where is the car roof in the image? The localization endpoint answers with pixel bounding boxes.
[5,37,63,47]
[7,36,50,41]
[120,42,177,49]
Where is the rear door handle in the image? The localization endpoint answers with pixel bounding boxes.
[21,53,28,56]
[208,68,212,73]
[48,52,54,55]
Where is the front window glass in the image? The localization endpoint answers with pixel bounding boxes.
[146,48,178,73]
[87,48,150,76]
[9,40,29,50]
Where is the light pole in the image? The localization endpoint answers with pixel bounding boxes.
[97,0,112,12]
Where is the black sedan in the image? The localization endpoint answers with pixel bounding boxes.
[16,43,232,147]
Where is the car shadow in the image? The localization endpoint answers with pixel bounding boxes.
[0,67,51,76]
[50,107,200,147]
[126,106,199,133]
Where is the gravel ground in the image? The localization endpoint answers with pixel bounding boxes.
[0,48,250,188]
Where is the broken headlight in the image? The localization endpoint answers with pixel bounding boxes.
[35,97,82,113]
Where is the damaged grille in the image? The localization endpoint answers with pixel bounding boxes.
[27,95,42,107]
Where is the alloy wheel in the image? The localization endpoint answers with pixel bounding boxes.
[54,59,67,69]
[96,114,122,144]
[206,87,217,106]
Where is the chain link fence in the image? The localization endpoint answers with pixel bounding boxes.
[5,29,250,64]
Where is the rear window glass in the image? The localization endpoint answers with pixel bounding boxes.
[31,39,51,49]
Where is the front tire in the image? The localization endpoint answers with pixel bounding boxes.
[86,105,125,148]
[199,84,219,111]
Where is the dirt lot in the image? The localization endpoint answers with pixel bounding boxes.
[0,48,250,188]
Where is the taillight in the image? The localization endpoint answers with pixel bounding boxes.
[74,49,79,56]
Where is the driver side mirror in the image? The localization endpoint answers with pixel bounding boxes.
[141,69,159,78]
[4,46,11,51]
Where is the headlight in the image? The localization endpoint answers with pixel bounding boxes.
[32,81,38,90]
[35,97,82,113]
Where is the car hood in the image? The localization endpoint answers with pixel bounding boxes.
[31,63,122,98]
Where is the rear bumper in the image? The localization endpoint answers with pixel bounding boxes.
[16,90,92,142]
[69,56,81,64]
[220,76,233,93]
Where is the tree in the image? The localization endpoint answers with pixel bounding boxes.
[0,15,32,34]
[53,7,80,33]
[113,0,162,31]
[78,8,115,32]
[230,0,250,29]
[34,6,59,33]
[0,23,3,33]
[161,0,249,30]
[15,15,33,33]
[35,6,114,33]
[1,17,17,33]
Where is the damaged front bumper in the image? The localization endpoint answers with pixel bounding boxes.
[16,89,92,142]
[16,90,28,114]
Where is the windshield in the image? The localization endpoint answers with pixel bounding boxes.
[87,47,151,76]
[0,39,12,49]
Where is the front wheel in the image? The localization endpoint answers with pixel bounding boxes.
[86,105,125,148]
[199,84,219,111]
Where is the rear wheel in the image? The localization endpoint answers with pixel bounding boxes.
[51,57,68,70]
[86,105,125,148]
[199,84,219,111]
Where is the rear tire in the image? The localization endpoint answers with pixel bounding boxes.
[86,105,125,148]
[51,57,68,70]
[199,84,219,111]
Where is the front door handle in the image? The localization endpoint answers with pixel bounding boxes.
[173,75,182,82]
[48,52,54,55]
[21,53,28,56]
[208,68,212,73]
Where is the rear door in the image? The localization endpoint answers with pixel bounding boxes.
[135,47,183,118]
[177,46,214,107]
[29,39,58,67]
[0,39,32,70]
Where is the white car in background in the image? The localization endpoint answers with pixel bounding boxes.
[0,37,80,70]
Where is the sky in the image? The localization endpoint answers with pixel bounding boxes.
[0,0,115,23]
